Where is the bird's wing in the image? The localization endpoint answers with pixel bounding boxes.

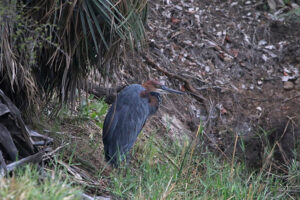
[102,85,150,158]
[103,84,143,140]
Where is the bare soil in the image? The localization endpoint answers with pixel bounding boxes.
[134,0,300,170]
[47,0,300,194]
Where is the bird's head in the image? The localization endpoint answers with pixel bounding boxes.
[142,80,184,95]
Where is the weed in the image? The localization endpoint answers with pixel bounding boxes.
[0,165,82,200]
[105,129,300,199]
[79,95,108,129]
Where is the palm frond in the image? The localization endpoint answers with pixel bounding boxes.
[29,0,148,103]
[0,2,39,111]
[0,0,148,113]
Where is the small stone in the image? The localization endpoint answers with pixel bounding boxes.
[257,80,263,86]
[230,2,238,7]
[205,66,210,72]
[256,106,262,111]
[283,81,294,90]
[295,78,300,85]
[258,40,267,46]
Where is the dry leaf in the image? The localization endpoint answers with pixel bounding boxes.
[232,49,239,57]
[171,17,180,24]
[220,108,227,114]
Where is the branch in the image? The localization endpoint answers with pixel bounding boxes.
[0,150,45,177]
[142,54,208,103]
[87,81,127,104]
[0,151,7,177]
[80,193,110,200]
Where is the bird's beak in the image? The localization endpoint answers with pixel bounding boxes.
[159,85,185,94]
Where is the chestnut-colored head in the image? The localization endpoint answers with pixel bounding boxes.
[142,80,161,92]
[142,80,184,95]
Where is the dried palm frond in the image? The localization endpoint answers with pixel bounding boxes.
[25,0,148,103]
[0,89,52,176]
[0,1,39,111]
[0,0,148,112]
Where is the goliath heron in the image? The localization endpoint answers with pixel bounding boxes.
[102,80,184,166]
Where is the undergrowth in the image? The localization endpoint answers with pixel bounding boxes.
[0,165,81,200]
[79,95,108,129]
[5,99,299,199]
[106,132,300,199]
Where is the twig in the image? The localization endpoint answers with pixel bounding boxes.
[247,184,253,200]
[28,128,53,145]
[42,143,69,160]
[227,196,235,200]
[230,135,239,179]
[0,151,45,177]
[142,52,212,126]
[278,119,291,142]
[144,134,179,170]
[189,121,202,163]
[259,144,276,176]
[57,160,83,180]
[160,176,175,200]
[142,54,208,103]
[203,130,230,161]
[276,141,290,166]
[201,30,236,60]
[278,189,300,194]
[86,81,127,104]
[283,93,300,103]
[80,193,110,200]
[7,151,44,172]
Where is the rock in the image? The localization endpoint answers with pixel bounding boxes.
[283,81,294,90]
[257,80,263,86]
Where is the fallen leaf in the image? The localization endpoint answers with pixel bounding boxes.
[232,49,239,57]
[180,85,186,92]
[218,52,225,60]
[171,17,180,24]
[220,108,227,114]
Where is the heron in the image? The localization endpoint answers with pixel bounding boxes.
[102,80,184,166]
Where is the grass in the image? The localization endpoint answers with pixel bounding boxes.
[79,95,108,129]
[4,99,299,199]
[105,132,300,199]
[0,0,148,112]
[0,165,82,200]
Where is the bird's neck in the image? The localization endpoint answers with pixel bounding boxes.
[140,91,161,115]
[149,92,161,105]
[148,92,161,115]
[140,91,160,102]
[140,90,149,98]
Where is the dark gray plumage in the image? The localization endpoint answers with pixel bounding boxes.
[102,80,183,166]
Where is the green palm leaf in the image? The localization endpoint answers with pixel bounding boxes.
[0,0,148,113]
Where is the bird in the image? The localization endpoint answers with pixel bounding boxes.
[102,80,184,166]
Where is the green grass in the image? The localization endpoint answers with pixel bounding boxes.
[74,100,300,199]
[0,165,82,200]
[79,95,108,129]
[5,99,299,199]
[106,133,300,199]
